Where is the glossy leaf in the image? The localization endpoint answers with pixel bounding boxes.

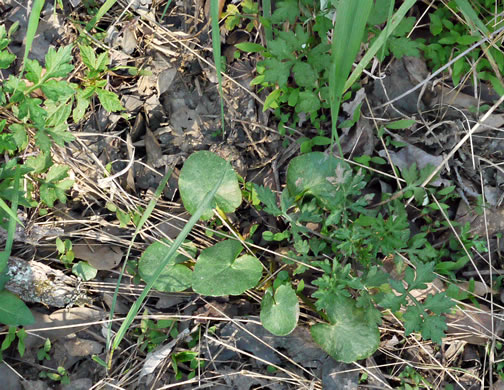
[179,151,242,220]
[261,284,299,336]
[138,240,192,292]
[0,290,34,326]
[192,240,262,296]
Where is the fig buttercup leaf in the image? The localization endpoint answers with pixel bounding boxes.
[192,240,262,296]
[310,295,380,363]
[138,240,192,293]
[179,151,242,220]
[287,151,349,207]
[261,284,299,336]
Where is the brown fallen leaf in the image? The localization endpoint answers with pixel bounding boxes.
[73,239,123,270]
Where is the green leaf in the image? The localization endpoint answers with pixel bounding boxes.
[192,240,262,296]
[0,51,15,69]
[271,0,298,24]
[287,152,347,208]
[260,284,299,336]
[96,88,124,112]
[254,184,282,216]
[292,62,318,88]
[310,295,380,363]
[41,80,75,101]
[79,45,97,70]
[262,58,293,87]
[0,290,34,326]
[235,42,265,53]
[138,240,193,292]
[24,59,43,83]
[388,37,421,59]
[296,91,320,113]
[178,151,242,220]
[421,315,448,344]
[46,164,69,182]
[423,292,454,315]
[72,261,98,281]
[263,88,281,111]
[44,45,74,79]
[385,119,416,129]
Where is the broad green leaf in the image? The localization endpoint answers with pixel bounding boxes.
[46,164,69,182]
[0,51,15,69]
[24,59,43,83]
[44,45,74,79]
[263,88,281,111]
[138,240,192,292]
[292,62,317,88]
[96,88,124,112]
[310,295,380,363]
[178,151,242,220]
[72,261,98,281]
[261,284,299,336]
[41,80,75,101]
[296,91,320,113]
[0,290,35,326]
[287,152,347,206]
[192,240,262,296]
[112,171,226,352]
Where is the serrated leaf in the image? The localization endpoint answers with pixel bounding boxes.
[45,45,74,79]
[79,45,96,70]
[271,0,299,24]
[292,62,317,88]
[24,59,43,82]
[95,52,109,72]
[0,290,34,326]
[296,91,320,113]
[421,315,447,344]
[403,305,423,335]
[423,292,454,315]
[139,240,193,292]
[254,184,281,216]
[192,240,262,296]
[18,97,46,128]
[261,284,299,336]
[178,151,242,220]
[262,58,293,87]
[310,295,380,363]
[41,80,75,101]
[46,164,69,182]
[96,88,124,112]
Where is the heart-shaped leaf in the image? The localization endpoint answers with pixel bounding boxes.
[310,295,380,363]
[179,151,242,220]
[192,240,262,296]
[286,152,348,207]
[261,284,299,336]
[139,240,193,292]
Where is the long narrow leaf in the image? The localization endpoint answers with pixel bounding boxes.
[110,171,226,353]
[344,0,417,92]
[23,0,45,72]
[85,0,118,32]
[0,166,21,275]
[210,0,226,136]
[105,169,172,358]
[330,0,372,156]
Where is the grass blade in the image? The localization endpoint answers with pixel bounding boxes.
[109,171,226,364]
[210,0,226,136]
[85,0,118,32]
[105,169,172,359]
[344,0,417,92]
[23,0,45,72]
[0,166,21,276]
[330,0,372,157]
